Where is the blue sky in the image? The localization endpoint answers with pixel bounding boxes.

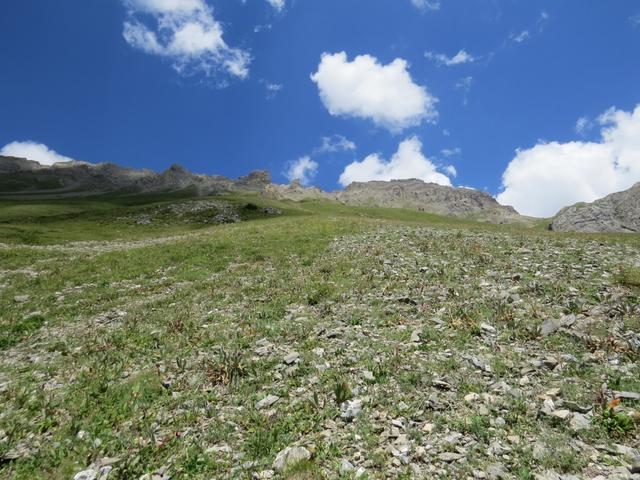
[1,0,639,216]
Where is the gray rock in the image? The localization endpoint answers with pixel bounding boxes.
[540,318,563,336]
[283,352,300,365]
[339,459,355,474]
[272,446,311,471]
[255,395,280,410]
[630,456,640,474]
[569,413,591,431]
[438,452,464,462]
[340,399,363,421]
[74,470,98,480]
[13,295,29,303]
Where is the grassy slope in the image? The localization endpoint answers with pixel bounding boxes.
[0,194,638,479]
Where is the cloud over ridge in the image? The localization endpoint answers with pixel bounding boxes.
[0,141,75,166]
[339,136,452,187]
[497,104,640,217]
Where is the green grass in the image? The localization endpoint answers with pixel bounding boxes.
[616,266,640,288]
[0,193,639,479]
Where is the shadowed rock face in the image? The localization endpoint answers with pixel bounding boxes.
[0,156,271,197]
[551,183,640,233]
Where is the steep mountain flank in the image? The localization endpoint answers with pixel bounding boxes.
[551,183,640,233]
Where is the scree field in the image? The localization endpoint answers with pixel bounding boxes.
[0,194,638,480]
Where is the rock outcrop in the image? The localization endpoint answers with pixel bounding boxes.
[551,183,640,233]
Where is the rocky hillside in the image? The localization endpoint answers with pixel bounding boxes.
[0,156,270,197]
[551,183,640,233]
[266,178,527,224]
[338,179,525,223]
[1,212,639,479]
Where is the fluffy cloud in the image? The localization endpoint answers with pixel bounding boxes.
[311,52,438,132]
[410,0,440,11]
[0,141,75,165]
[497,104,640,217]
[338,136,452,187]
[266,0,285,11]
[122,0,249,80]
[317,135,356,154]
[285,156,318,185]
[425,49,475,66]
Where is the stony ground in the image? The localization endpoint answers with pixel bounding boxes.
[0,213,639,479]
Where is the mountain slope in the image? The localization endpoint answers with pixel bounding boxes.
[551,183,640,233]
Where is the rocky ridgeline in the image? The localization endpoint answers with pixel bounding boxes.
[551,183,640,233]
[3,156,640,232]
[0,156,271,197]
[0,157,527,225]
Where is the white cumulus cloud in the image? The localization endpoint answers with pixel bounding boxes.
[122,0,250,80]
[0,141,75,165]
[425,49,475,66]
[285,156,319,186]
[311,52,438,132]
[339,136,452,187]
[497,104,640,217]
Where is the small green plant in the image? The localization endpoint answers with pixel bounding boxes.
[334,380,352,405]
[205,347,249,386]
[616,266,640,288]
[596,398,636,437]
